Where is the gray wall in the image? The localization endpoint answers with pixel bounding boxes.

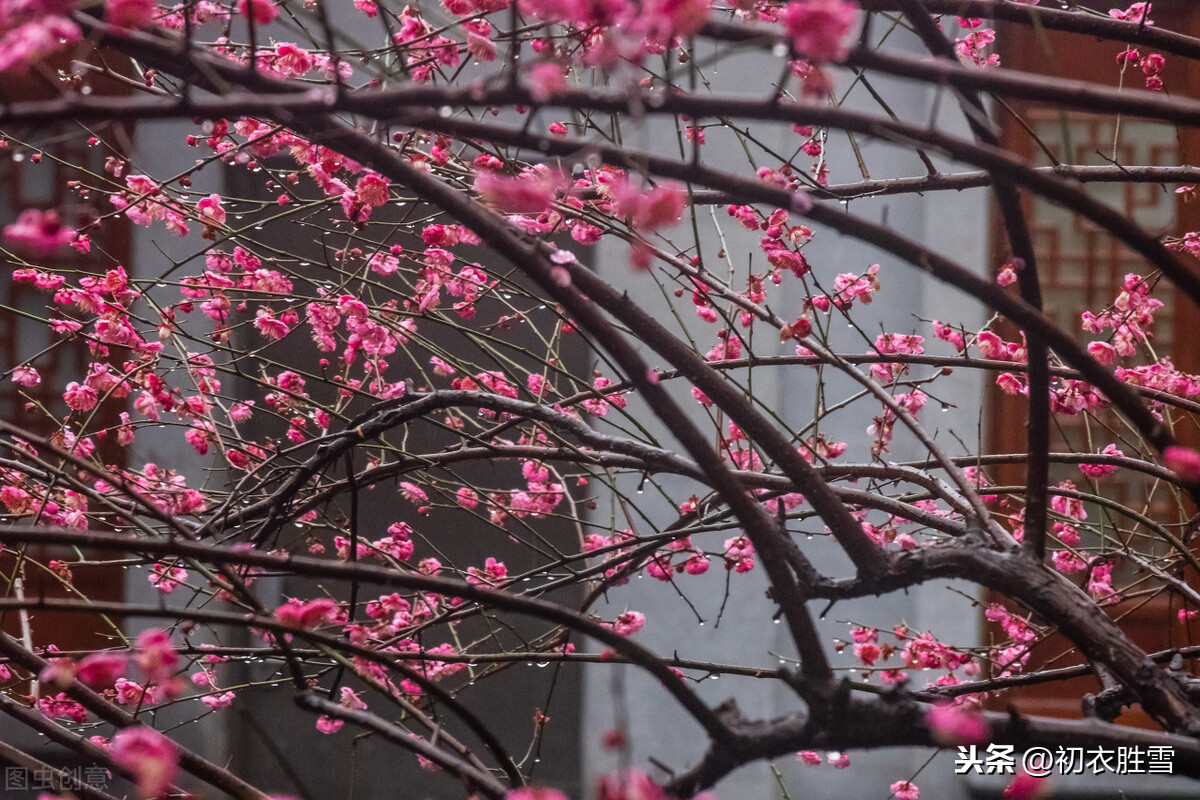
[580,34,992,800]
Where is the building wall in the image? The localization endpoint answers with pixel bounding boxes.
[580,31,992,800]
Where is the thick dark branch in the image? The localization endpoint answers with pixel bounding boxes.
[670,693,1200,796]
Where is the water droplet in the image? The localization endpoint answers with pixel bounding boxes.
[772,42,789,58]
[536,661,550,668]
[773,618,781,624]
[709,674,719,680]
[439,106,453,117]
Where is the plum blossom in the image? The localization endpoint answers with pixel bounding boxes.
[237,0,278,23]
[11,365,40,386]
[1165,446,1200,482]
[111,727,178,798]
[610,610,645,636]
[782,0,858,63]
[4,209,75,254]
[925,703,989,745]
[0,16,83,74]
[76,652,128,689]
[275,598,342,629]
[475,168,565,214]
[197,194,226,225]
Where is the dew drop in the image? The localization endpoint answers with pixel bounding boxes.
[439,106,453,117]
[772,42,789,58]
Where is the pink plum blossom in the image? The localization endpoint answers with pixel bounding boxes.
[111,727,178,798]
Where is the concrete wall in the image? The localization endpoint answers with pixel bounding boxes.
[580,31,992,800]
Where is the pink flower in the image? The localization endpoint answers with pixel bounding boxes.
[1086,340,1117,365]
[475,168,564,214]
[135,629,179,684]
[201,690,236,709]
[111,727,178,798]
[925,703,989,745]
[197,194,226,225]
[106,0,155,28]
[612,179,688,233]
[63,381,98,411]
[641,0,711,38]
[890,781,919,800]
[782,0,858,63]
[610,611,645,636]
[316,715,344,734]
[275,597,342,628]
[400,481,429,506]
[11,365,40,387]
[4,209,75,254]
[237,0,278,23]
[0,17,83,75]
[797,750,821,765]
[1080,444,1122,479]
[1110,2,1152,24]
[39,693,88,723]
[149,563,187,593]
[355,173,390,207]
[76,652,128,689]
[1052,549,1087,574]
[1165,445,1200,482]
[456,487,479,508]
[526,62,567,103]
